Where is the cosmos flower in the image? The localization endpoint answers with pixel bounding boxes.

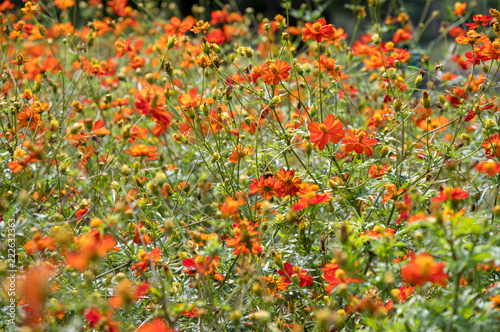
[308,114,345,151]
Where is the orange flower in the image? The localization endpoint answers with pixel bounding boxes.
[308,114,345,151]
[219,195,245,218]
[261,59,291,85]
[66,230,116,271]
[475,160,500,176]
[0,0,14,12]
[24,233,56,255]
[385,285,416,311]
[368,164,387,178]
[363,225,395,239]
[225,219,262,256]
[8,148,39,174]
[342,129,378,157]
[453,2,467,17]
[315,55,343,79]
[263,274,289,295]
[21,1,38,15]
[382,184,406,203]
[431,186,468,204]
[249,176,283,200]
[191,20,210,34]
[164,16,195,36]
[17,107,41,130]
[401,253,448,286]
[131,247,162,276]
[302,18,335,42]
[275,168,302,197]
[455,30,488,45]
[17,263,56,327]
[417,116,449,132]
[228,145,254,163]
[178,88,203,108]
[137,318,174,332]
[109,280,150,308]
[125,144,160,160]
[54,0,74,10]
[292,183,331,211]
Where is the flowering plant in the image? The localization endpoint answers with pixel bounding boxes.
[1,1,500,331]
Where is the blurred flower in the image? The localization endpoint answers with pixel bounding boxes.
[278,262,313,287]
[401,253,448,286]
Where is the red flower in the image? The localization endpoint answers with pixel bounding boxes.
[482,134,500,159]
[431,186,469,203]
[308,114,345,151]
[342,129,378,157]
[84,307,120,332]
[302,18,335,42]
[321,263,363,293]
[401,253,448,287]
[182,255,225,281]
[261,59,291,85]
[447,87,467,107]
[466,14,493,30]
[249,176,283,200]
[278,262,313,287]
[392,28,412,44]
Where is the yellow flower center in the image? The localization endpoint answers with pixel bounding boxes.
[335,269,346,281]
[269,64,279,75]
[358,131,366,142]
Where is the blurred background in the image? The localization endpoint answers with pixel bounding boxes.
[8,0,500,43]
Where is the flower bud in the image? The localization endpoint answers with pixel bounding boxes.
[415,74,423,86]
[271,250,283,268]
[393,98,403,111]
[249,310,270,322]
[228,310,242,325]
[167,36,176,49]
[270,95,281,106]
[422,91,431,108]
